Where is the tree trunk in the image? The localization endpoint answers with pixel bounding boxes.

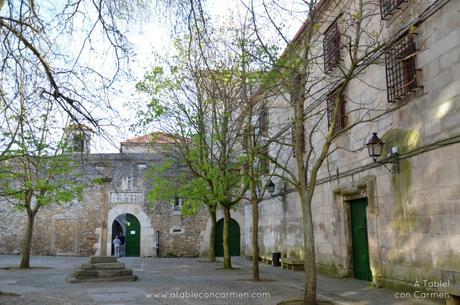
[301,190,316,305]
[252,197,260,281]
[208,209,217,262]
[222,206,232,269]
[20,212,35,269]
[292,73,317,305]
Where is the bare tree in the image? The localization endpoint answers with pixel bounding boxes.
[244,0,403,303]
[0,0,150,155]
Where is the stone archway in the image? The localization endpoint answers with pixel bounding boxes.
[107,204,155,257]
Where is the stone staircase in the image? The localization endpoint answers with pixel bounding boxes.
[67,256,137,283]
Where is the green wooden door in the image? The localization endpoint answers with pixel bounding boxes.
[215,218,240,257]
[125,214,141,257]
[350,198,372,281]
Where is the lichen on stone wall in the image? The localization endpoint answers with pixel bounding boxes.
[381,128,420,157]
[382,129,420,233]
[382,129,422,265]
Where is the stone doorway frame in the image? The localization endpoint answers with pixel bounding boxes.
[107,204,155,257]
[332,176,383,286]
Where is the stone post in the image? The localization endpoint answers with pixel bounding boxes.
[100,176,112,256]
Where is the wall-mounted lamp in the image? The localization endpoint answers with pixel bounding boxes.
[366,132,400,174]
[267,179,286,197]
[267,180,276,195]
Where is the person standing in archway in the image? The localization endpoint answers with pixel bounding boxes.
[118,232,125,257]
[113,235,121,257]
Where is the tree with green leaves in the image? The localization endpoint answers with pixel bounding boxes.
[136,67,246,268]
[135,18,256,268]
[144,155,219,261]
[235,31,283,281]
[0,79,84,268]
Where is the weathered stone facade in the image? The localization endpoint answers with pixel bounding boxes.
[0,148,211,258]
[244,0,460,291]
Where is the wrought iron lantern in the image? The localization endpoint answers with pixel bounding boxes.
[366,132,384,161]
[366,132,399,174]
[267,180,275,195]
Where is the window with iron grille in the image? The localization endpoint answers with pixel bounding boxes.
[380,0,406,19]
[258,104,269,136]
[326,92,347,132]
[323,21,341,74]
[291,123,305,158]
[385,33,420,103]
[259,145,270,175]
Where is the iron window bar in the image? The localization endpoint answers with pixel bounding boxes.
[385,32,421,103]
[258,104,269,136]
[380,0,407,19]
[323,21,341,74]
[326,92,348,132]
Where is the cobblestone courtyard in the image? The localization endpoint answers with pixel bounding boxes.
[0,255,445,305]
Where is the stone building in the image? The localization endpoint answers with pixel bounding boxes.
[0,132,243,258]
[245,0,460,291]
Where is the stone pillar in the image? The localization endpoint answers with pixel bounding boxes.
[100,177,112,256]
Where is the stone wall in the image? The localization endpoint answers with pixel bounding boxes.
[151,202,209,257]
[0,152,212,258]
[245,0,460,289]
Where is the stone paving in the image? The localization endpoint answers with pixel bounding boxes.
[0,255,444,305]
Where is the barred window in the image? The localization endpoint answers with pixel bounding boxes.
[385,33,421,103]
[291,123,305,158]
[258,104,269,136]
[380,0,406,19]
[323,21,341,74]
[326,92,347,131]
[259,146,270,175]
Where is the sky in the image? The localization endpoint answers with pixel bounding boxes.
[92,0,306,153]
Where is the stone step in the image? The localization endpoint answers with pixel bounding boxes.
[74,268,133,279]
[73,269,98,278]
[80,262,125,270]
[67,275,138,283]
[96,269,133,278]
[90,256,117,264]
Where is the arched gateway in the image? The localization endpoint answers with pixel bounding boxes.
[107,204,155,257]
[111,213,141,257]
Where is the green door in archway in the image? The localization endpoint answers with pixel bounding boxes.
[215,218,240,257]
[350,198,372,281]
[125,214,140,257]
